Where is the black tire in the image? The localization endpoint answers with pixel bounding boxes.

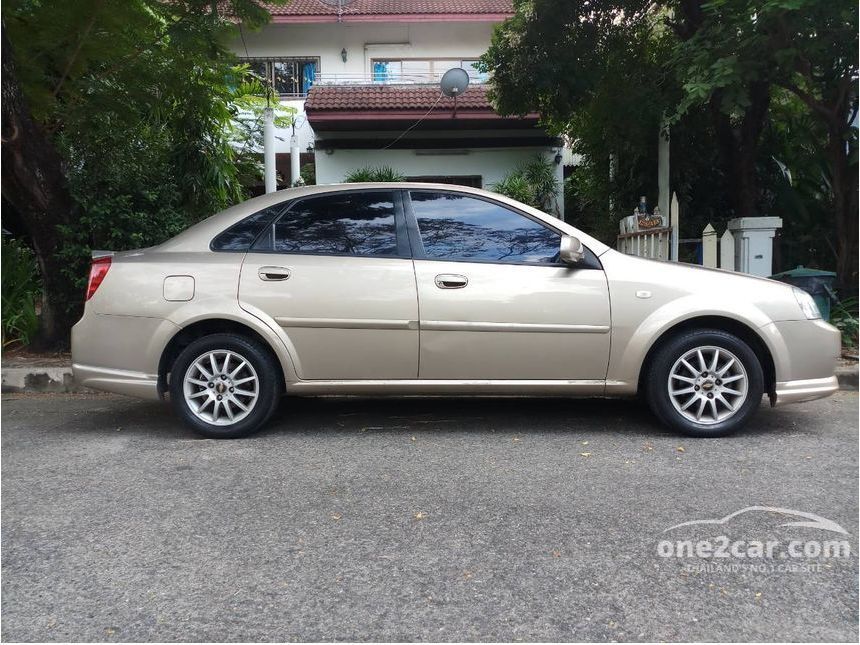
[169,333,281,439]
[645,328,764,438]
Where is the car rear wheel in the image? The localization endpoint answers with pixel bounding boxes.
[169,333,281,439]
[646,329,764,437]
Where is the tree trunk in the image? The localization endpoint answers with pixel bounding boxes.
[709,82,770,219]
[1,23,80,349]
[827,120,859,290]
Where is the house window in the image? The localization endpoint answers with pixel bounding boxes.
[244,58,319,97]
[371,59,488,83]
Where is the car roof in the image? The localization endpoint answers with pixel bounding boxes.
[157,182,610,256]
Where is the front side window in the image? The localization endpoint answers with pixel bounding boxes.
[253,191,399,257]
[410,192,560,264]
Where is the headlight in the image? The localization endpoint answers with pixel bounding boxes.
[792,287,821,320]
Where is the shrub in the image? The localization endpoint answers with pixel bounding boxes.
[345,166,406,182]
[2,238,41,348]
[831,297,858,350]
[300,162,316,186]
[492,156,559,213]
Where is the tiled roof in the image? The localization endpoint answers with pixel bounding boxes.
[262,0,513,18]
[305,83,493,112]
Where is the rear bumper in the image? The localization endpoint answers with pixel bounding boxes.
[773,375,839,406]
[71,363,161,400]
[71,310,178,400]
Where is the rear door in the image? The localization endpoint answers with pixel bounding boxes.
[405,190,611,380]
[239,190,419,380]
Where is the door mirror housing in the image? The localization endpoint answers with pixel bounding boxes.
[559,235,585,265]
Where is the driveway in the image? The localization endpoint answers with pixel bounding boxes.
[2,392,858,641]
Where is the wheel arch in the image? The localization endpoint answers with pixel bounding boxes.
[636,315,776,402]
[158,318,288,397]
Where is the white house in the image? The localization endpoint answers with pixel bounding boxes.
[231,0,566,216]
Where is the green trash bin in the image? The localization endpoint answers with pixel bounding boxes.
[770,265,837,320]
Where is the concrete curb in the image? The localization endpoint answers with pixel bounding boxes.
[835,365,859,391]
[2,367,81,394]
[3,364,859,394]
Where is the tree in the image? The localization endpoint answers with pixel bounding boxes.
[674,0,857,285]
[483,0,776,220]
[2,25,76,344]
[669,0,775,220]
[1,0,283,347]
[482,0,857,284]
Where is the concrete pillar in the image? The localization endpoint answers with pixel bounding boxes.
[727,216,784,276]
[658,125,670,226]
[670,192,679,262]
[290,132,301,187]
[554,151,564,220]
[263,107,276,194]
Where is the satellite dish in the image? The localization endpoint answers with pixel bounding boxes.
[440,67,470,97]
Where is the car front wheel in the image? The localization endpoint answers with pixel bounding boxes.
[169,333,281,439]
[646,329,764,437]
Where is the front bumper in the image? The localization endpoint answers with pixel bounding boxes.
[763,318,841,406]
[773,375,839,406]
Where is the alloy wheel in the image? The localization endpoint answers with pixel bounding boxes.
[182,349,260,426]
[667,345,748,425]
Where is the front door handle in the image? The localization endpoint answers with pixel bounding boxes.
[434,274,468,289]
[258,266,291,281]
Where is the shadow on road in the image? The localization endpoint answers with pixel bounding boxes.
[2,390,824,441]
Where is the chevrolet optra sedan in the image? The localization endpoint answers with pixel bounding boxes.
[72,183,840,438]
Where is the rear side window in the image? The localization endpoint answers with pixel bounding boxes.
[211,204,285,251]
[409,191,561,264]
[252,191,399,257]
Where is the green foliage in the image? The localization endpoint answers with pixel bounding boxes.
[671,0,857,121]
[1,238,41,347]
[830,297,858,350]
[300,162,317,186]
[482,0,859,280]
[492,156,559,213]
[3,0,289,333]
[344,166,406,182]
[482,1,682,233]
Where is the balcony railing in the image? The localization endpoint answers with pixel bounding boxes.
[313,72,488,86]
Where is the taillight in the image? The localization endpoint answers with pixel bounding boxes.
[85,256,112,301]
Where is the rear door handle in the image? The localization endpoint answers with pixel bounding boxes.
[434,274,468,289]
[258,266,291,281]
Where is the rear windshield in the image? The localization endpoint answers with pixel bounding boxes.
[210,204,287,251]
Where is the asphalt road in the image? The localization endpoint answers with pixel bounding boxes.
[2,391,858,642]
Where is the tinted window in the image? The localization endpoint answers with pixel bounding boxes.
[211,204,285,251]
[410,192,560,263]
[254,191,399,257]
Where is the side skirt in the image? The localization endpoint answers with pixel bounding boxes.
[287,379,610,397]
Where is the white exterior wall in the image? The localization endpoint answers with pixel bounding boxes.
[316,147,565,218]
[232,21,496,152]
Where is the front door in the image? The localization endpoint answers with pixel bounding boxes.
[405,190,611,380]
[239,190,418,380]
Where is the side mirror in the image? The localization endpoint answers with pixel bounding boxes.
[559,235,585,264]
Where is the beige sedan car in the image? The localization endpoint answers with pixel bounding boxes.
[72,183,840,438]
